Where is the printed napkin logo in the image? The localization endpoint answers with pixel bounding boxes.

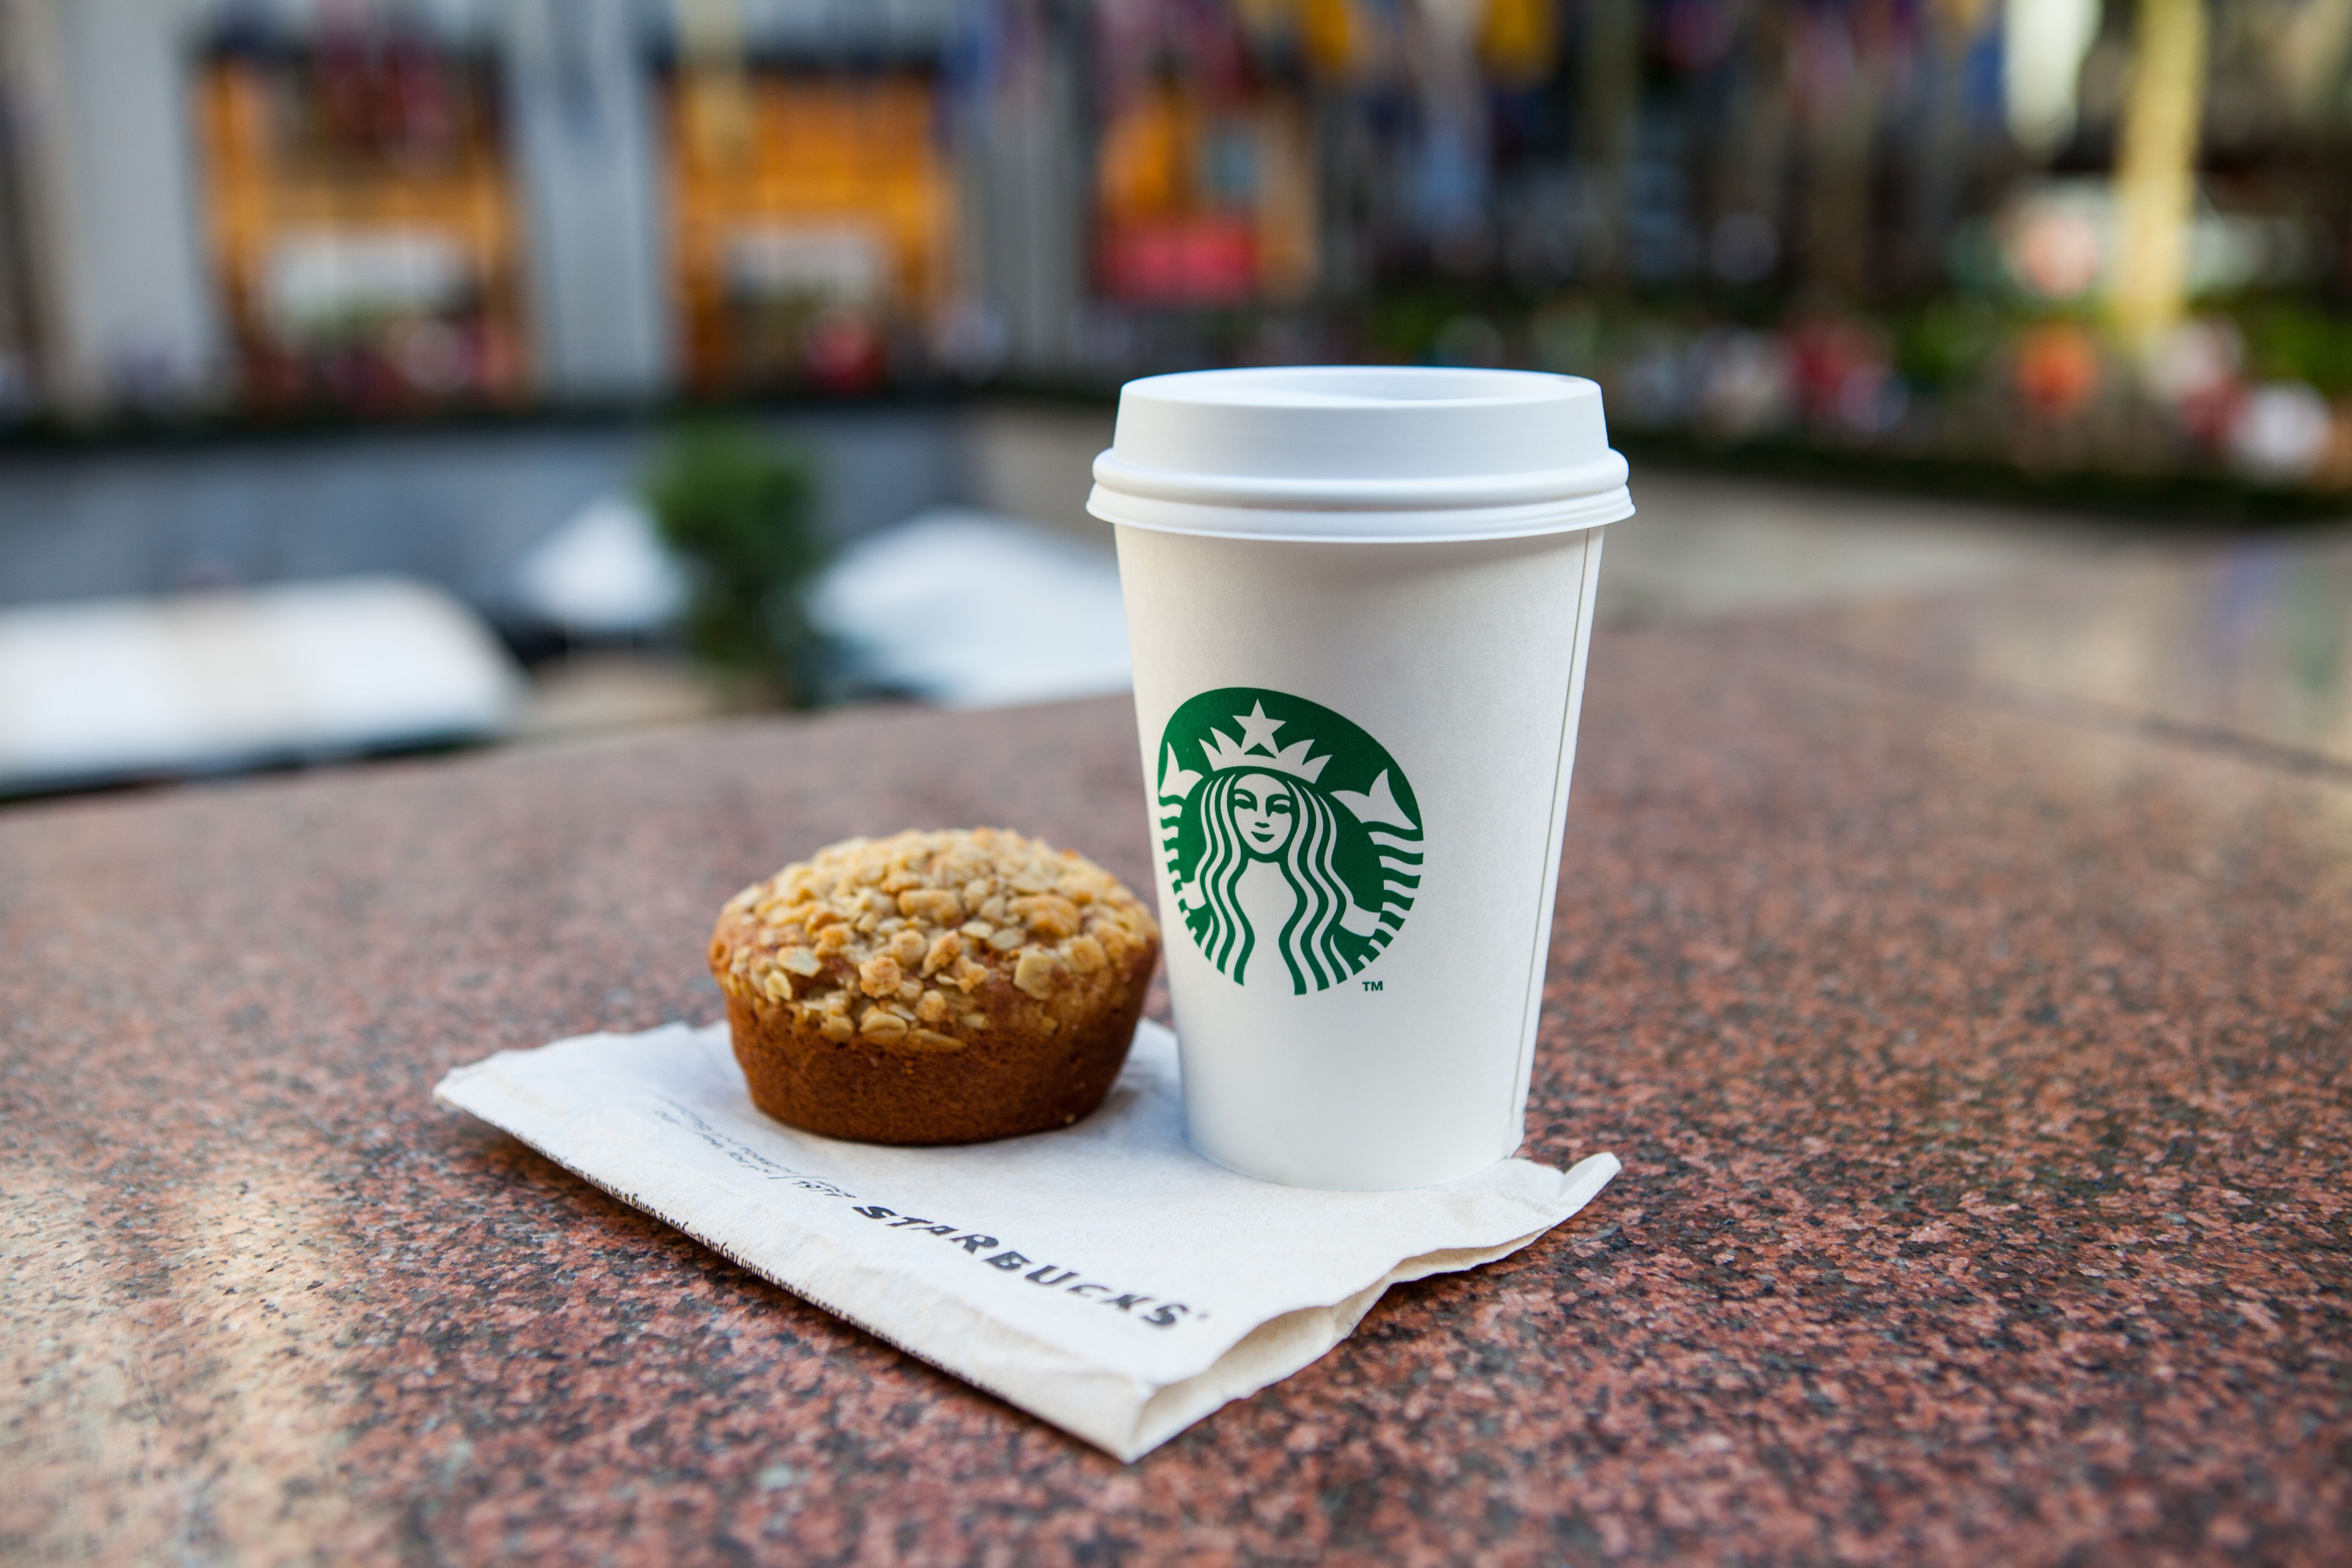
[1157,687,1424,994]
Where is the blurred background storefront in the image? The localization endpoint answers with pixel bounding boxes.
[0,0,2346,793]
[1,0,2343,477]
[195,8,529,410]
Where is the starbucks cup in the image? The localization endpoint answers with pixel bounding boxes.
[1091,366,1633,1190]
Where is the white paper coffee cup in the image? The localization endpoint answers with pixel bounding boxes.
[1091,366,1632,1191]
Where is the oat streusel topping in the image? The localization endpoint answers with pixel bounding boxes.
[708,828,1160,1055]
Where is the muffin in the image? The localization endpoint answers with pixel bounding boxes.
[708,828,1161,1145]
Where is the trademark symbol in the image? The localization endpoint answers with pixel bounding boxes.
[1361,980,1383,992]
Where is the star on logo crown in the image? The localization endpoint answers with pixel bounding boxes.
[1197,700,1331,783]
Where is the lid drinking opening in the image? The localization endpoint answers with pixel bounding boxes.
[1136,366,1564,407]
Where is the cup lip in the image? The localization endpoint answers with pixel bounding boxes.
[1091,449,1629,511]
[1093,365,1634,542]
[1088,482,1633,543]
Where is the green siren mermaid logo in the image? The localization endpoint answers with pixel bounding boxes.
[1157,688,1424,994]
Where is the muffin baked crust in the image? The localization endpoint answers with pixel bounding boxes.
[709,828,1161,1144]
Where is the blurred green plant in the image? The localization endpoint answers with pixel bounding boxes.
[1894,298,2004,393]
[2233,301,2352,397]
[1363,288,1480,362]
[642,425,828,706]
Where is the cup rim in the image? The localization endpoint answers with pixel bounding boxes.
[1088,482,1634,543]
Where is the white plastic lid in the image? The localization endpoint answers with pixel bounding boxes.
[1087,365,1633,543]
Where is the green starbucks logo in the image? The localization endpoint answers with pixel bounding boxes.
[1157,687,1424,994]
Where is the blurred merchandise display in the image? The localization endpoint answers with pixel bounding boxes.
[1416,290,2352,500]
[1092,0,1315,305]
[0,0,2344,499]
[195,12,529,410]
[655,0,964,392]
[665,66,954,393]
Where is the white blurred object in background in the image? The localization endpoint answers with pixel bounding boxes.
[2230,382,2334,485]
[2145,316,2244,407]
[511,493,689,637]
[2003,0,2102,156]
[811,508,1130,708]
[0,577,523,795]
[264,229,472,335]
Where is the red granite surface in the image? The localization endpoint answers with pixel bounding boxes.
[5,605,2349,1566]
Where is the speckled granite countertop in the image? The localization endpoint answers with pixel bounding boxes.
[5,583,2349,1565]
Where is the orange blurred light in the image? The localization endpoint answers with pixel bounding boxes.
[2012,321,2102,416]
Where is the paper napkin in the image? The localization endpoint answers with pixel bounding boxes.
[434,1020,1617,1460]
